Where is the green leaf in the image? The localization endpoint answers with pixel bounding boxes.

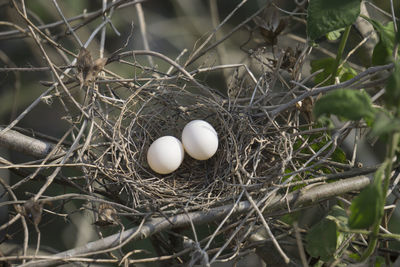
[348,184,382,229]
[279,212,300,225]
[366,19,398,65]
[349,253,361,261]
[331,147,347,163]
[311,58,335,85]
[327,205,348,227]
[307,0,361,41]
[339,66,357,82]
[313,89,375,121]
[326,28,345,41]
[375,256,385,267]
[373,159,389,185]
[373,41,393,66]
[311,58,357,86]
[348,160,386,230]
[306,206,349,262]
[385,61,400,108]
[371,111,400,137]
[316,115,335,129]
[306,218,338,261]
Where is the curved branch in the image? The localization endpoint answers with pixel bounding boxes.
[19,176,370,267]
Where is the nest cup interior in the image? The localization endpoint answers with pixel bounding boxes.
[86,84,287,211]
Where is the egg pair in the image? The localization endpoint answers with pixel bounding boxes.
[146,120,218,174]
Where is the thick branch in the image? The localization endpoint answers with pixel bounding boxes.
[19,176,370,267]
[0,127,61,158]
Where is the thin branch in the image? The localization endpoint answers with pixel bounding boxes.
[270,63,394,118]
[0,0,145,39]
[244,188,290,264]
[135,3,153,66]
[52,0,83,47]
[294,222,309,267]
[184,1,270,68]
[186,0,247,67]
[107,50,224,98]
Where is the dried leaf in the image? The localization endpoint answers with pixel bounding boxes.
[254,8,287,45]
[93,58,107,73]
[94,203,119,226]
[76,47,107,88]
[23,199,43,226]
[76,47,92,81]
[300,96,314,123]
[281,46,301,70]
[85,58,107,84]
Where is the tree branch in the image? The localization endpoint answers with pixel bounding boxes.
[19,176,370,267]
[0,127,62,158]
[270,63,394,117]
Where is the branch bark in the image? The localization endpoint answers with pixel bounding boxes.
[0,127,62,158]
[19,176,370,267]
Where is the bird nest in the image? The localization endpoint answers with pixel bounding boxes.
[79,68,325,214]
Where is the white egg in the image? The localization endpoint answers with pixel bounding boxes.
[147,136,184,174]
[181,120,218,160]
